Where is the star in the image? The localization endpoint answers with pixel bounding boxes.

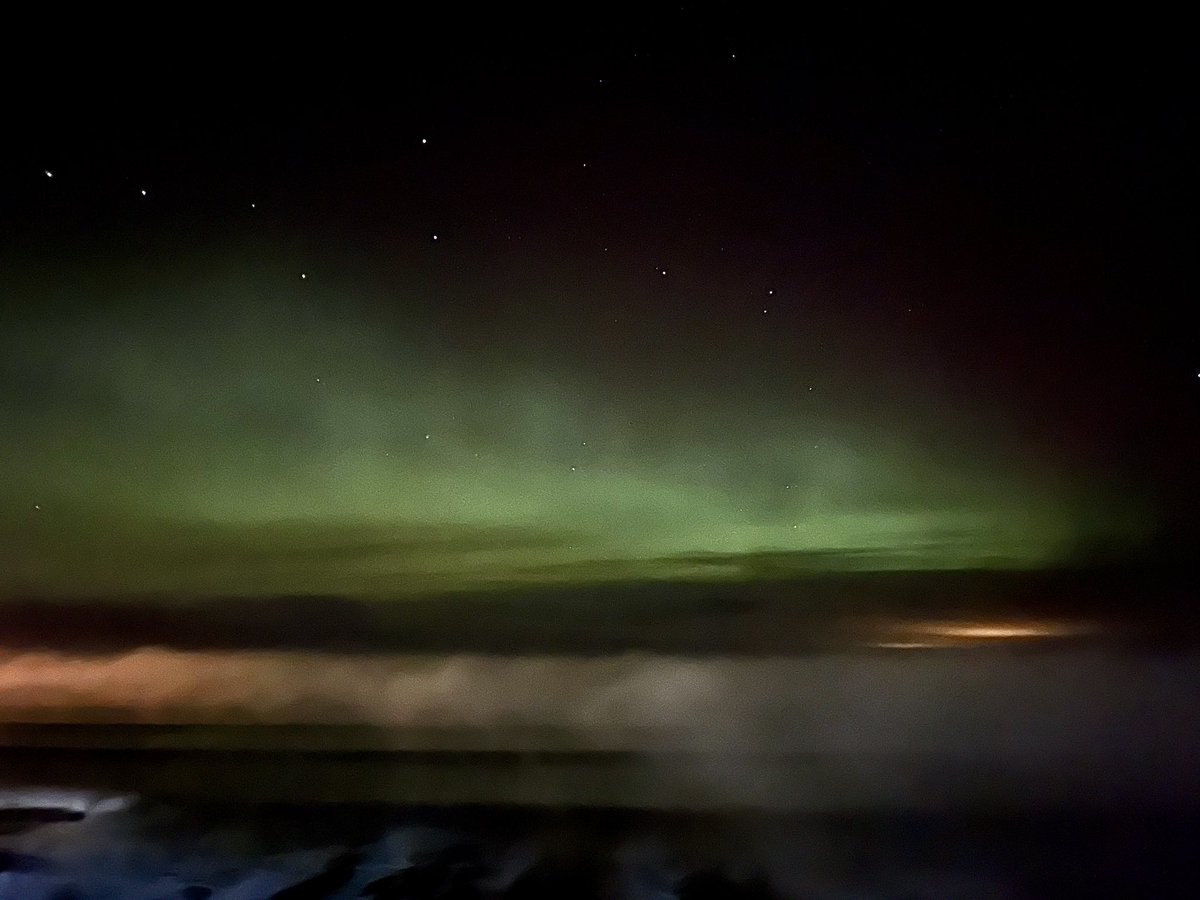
[425,434,431,440]
[433,234,439,241]
[301,273,307,279]
[44,170,53,178]
[762,308,767,314]
[315,377,321,383]
[251,203,256,209]
[421,138,428,144]
[768,289,774,295]
[140,189,147,196]
[660,268,667,276]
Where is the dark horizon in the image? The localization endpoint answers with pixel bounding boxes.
[1,563,1194,658]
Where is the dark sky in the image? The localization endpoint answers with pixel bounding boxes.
[1,12,1194,599]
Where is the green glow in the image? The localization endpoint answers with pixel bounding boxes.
[0,261,1152,598]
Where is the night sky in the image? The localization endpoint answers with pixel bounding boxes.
[1,12,1194,601]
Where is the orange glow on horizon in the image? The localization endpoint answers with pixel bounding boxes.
[871,617,1094,648]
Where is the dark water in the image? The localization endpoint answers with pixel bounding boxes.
[1,791,1197,898]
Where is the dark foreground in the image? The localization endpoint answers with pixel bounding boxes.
[2,793,1197,898]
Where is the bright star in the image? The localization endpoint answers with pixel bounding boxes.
[44,170,53,178]
[140,189,147,196]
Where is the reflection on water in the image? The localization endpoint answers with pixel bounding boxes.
[1,646,1199,811]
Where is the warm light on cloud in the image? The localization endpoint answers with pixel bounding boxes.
[2,648,1197,766]
[922,622,1085,640]
[872,618,1095,648]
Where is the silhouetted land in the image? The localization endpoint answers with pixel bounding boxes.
[2,566,1196,655]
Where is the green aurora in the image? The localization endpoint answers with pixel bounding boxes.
[0,252,1149,599]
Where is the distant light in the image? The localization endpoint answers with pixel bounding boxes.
[44,170,53,178]
[301,273,307,279]
[33,504,40,510]
[425,434,430,440]
[251,202,256,209]
[926,623,1063,640]
[140,189,147,196]
[421,138,427,144]
[894,619,1095,644]
[660,268,667,276]
[433,234,438,241]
